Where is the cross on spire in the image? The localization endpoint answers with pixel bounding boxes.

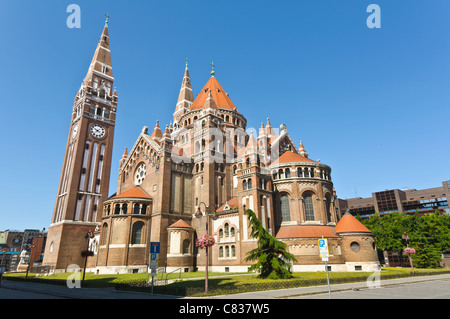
[105,13,110,26]
[185,57,189,70]
[210,61,215,77]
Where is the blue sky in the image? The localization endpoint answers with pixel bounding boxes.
[1,1,449,230]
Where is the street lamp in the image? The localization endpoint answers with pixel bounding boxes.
[402,233,415,274]
[195,203,218,294]
[82,230,94,283]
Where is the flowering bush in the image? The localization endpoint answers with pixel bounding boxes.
[403,247,416,255]
[196,234,215,249]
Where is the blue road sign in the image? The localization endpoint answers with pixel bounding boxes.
[150,253,159,261]
[150,242,160,254]
[319,239,326,248]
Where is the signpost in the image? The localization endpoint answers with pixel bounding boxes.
[318,237,332,299]
[149,242,160,295]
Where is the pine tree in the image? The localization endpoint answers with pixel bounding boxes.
[244,209,297,279]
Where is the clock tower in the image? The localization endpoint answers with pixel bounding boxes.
[43,20,118,271]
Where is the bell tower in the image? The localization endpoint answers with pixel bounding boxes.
[43,19,118,271]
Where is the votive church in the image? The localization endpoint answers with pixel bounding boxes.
[43,20,380,274]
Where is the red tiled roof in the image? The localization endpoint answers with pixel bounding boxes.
[110,187,151,200]
[335,213,372,234]
[168,219,192,228]
[217,197,239,212]
[275,225,338,239]
[272,150,315,165]
[190,77,237,111]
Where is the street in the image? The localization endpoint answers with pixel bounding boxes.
[0,274,449,299]
[291,277,450,299]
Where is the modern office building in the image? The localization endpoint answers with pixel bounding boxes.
[339,181,450,218]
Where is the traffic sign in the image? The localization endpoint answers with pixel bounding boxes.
[318,237,332,299]
[150,242,160,254]
[150,260,158,270]
[318,238,329,258]
[150,253,159,261]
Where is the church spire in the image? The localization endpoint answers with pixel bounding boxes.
[299,140,309,158]
[84,19,114,86]
[151,120,163,140]
[174,59,194,114]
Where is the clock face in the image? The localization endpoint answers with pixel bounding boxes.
[90,124,105,138]
[72,124,79,139]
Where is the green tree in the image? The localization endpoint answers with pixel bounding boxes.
[361,210,450,268]
[409,211,450,268]
[244,209,297,279]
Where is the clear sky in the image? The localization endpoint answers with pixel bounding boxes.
[1,1,449,231]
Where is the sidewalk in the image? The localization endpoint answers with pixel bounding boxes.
[0,279,179,299]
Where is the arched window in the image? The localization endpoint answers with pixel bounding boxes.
[325,195,332,222]
[141,204,147,215]
[114,204,121,215]
[225,246,230,257]
[285,169,291,178]
[133,204,140,215]
[231,245,236,257]
[304,194,315,221]
[219,246,224,258]
[230,227,235,237]
[182,239,190,254]
[101,223,108,245]
[243,180,247,190]
[219,229,224,240]
[248,178,252,189]
[122,203,128,214]
[131,222,144,244]
[280,194,290,222]
[225,223,230,237]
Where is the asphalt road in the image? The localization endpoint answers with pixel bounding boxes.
[291,277,450,299]
[0,274,449,300]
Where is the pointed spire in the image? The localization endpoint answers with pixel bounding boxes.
[266,117,274,136]
[246,132,257,148]
[150,120,163,140]
[163,125,171,138]
[120,147,128,167]
[258,122,266,138]
[298,140,309,158]
[84,20,113,83]
[174,60,194,113]
[203,89,217,110]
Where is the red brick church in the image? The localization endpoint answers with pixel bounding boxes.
[43,20,380,274]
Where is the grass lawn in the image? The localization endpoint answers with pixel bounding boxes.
[4,267,450,296]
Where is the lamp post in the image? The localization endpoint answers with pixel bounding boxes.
[82,230,94,282]
[195,203,218,294]
[402,233,415,274]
